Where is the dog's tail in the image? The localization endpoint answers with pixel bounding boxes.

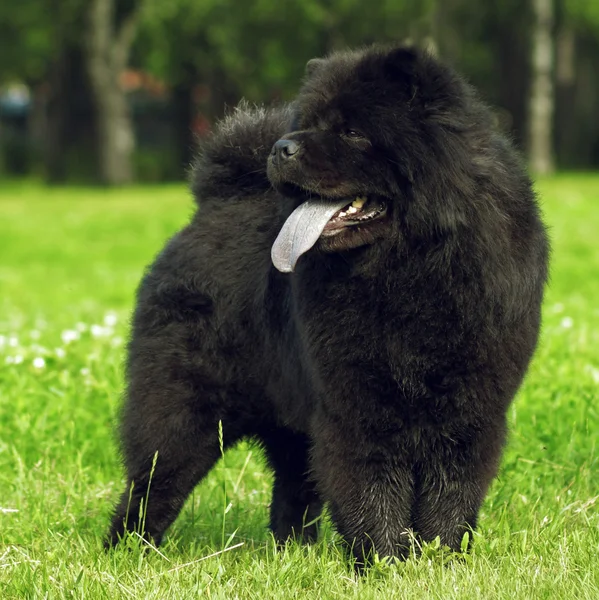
[190,102,292,204]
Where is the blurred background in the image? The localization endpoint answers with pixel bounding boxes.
[0,0,597,185]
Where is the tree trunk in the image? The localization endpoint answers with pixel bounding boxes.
[44,53,69,182]
[42,45,99,183]
[94,78,135,185]
[84,0,141,185]
[555,24,577,167]
[528,0,555,175]
[172,68,198,175]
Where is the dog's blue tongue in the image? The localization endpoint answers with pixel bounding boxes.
[271,199,349,273]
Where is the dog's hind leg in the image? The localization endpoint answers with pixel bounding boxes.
[106,374,248,548]
[258,426,323,543]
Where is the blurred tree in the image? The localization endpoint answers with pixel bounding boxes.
[554,0,599,167]
[136,0,235,172]
[0,0,144,184]
[136,0,433,171]
[0,2,66,83]
[3,0,599,178]
[0,1,93,181]
[528,0,555,175]
[84,0,145,184]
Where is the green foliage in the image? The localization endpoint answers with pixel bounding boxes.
[0,0,84,83]
[0,4,52,82]
[0,175,598,597]
[136,0,434,101]
[0,0,145,84]
[3,0,599,173]
[133,147,182,182]
[564,0,599,31]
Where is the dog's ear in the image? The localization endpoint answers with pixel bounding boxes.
[305,58,325,78]
[383,47,420,95]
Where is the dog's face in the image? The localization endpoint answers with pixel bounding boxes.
[267,46,468,272]
[268,50,401,260]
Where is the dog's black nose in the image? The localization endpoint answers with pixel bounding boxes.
[271,139,300,162]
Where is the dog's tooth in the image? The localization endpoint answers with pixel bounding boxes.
[347,206,358,214]
[351,196,367,209]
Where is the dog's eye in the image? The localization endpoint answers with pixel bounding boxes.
[343,130,370,145]
[344,129,363,138]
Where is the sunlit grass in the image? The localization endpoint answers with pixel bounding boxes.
[0,175,598,598]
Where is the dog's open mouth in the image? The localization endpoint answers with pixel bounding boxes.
[322,196,387,236]
[271,194,388,273]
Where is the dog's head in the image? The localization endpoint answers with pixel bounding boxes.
[268,46,485,272]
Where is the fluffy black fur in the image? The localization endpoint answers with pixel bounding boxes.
[106,46,549,564]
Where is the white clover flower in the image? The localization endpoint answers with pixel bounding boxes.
[560,317,573,329]
[32,357,46,369]
[103,313,118,327]
[61,330,80,344]
[80,367,90,376]
[8,336,18,347]
[91,325,104,337]
[55,348,66,359]
[76,322,88,332]
[13,355,23,364]
[91,324,111,337]
[0,335,6,347]
[5,356,14,365]
[585,365,599,384]
[30,330,41,340]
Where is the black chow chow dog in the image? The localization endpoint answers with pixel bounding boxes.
[106,46,549,564]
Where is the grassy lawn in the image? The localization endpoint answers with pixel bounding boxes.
[1,175,598,599]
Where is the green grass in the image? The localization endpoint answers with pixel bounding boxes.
[1,175,598,599]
